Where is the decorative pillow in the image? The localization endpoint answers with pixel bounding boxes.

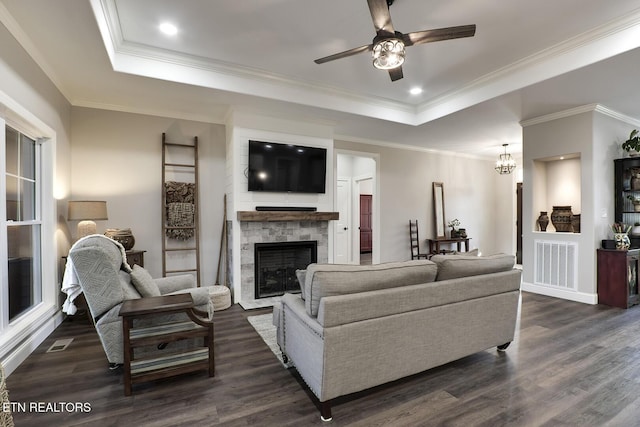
[431,253,514,281]
[119,270,141,300]
[295,269,306,300]
[130,265,161,297]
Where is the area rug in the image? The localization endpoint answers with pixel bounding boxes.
[247,313,293,368]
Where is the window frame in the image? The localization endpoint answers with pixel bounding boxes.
[0,101,58,366]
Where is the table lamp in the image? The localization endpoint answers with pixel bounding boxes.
[67,200,108,238]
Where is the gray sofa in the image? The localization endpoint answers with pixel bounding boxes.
[273,254,521,421]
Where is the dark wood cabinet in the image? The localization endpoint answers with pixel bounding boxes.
[125,250,145,267]
[597,248,640,308]
[614,158,640,248]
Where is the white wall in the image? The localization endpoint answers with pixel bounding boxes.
[70,107,226,285]
[546,158,582,216]
[225,112,334,301]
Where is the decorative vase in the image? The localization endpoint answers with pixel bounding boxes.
[550,206,573,232]
[571,214,580,233]
[537,211,549,232]
[632,172,640,190]
[631,225,640,237]
[105,228,135,250]
[457,228,467,238]
[614,233,631,250]
[634,203,640,213]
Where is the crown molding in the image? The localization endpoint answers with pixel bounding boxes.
[91,1,640,128]
[333,134,490,160]
[5,0,640,130]
[520,104,640,128]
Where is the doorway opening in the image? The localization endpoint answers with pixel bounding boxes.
[335,151,379,265]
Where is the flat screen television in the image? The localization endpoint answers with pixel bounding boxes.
[248,140,327,193]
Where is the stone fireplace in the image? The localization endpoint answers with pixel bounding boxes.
[254,240,317,298]
[236,211,337,306]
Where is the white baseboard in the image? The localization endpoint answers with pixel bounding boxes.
[521,282,598,305]
[3,312,64,376]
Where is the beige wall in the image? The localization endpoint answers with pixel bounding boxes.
[70,107,226,285]
[335,140,516,262]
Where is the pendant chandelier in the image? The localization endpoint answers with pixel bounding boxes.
[495,144,517,175]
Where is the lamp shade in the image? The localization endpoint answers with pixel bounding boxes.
[67,201,108,221]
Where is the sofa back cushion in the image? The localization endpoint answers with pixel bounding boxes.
[430,253,515,281]
[304,260,437,317]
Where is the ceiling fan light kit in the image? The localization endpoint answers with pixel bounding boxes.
[314,0,476,81]
[372,38,405,70]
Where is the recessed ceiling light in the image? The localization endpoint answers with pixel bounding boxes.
[409,87,423,95]
[159,22,178,36]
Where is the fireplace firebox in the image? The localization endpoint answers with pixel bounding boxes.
[254,241,317,299]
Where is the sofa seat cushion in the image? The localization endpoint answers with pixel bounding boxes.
[305,260,437,317]
[430,253,515,281]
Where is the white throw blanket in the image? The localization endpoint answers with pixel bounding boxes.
[61,234,130,315]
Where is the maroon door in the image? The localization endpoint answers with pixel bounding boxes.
[360,194,372,253]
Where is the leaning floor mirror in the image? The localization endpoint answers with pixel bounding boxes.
[433,182,446,239]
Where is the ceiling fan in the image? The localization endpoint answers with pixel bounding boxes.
[314,0,476,82]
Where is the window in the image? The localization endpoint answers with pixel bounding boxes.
[5,125,42,321]
[0,97,57,375]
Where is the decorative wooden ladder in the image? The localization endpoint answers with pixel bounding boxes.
[161,132,201,286]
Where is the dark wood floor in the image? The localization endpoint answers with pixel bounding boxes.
[6,292,640,426]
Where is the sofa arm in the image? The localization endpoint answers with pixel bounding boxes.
[168,286,211,308]
[281,293,323,337]
[155,274,196,294]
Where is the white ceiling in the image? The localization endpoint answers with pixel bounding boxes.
[3,0,640,158]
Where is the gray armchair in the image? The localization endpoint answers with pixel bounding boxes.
[65,235,214,366]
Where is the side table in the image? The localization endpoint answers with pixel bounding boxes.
[125,249,145,267]
[427,237,471,255]
[119,294,214,396]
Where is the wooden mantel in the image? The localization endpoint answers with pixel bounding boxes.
[237,211,339,222]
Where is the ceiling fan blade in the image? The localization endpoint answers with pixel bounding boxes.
[388,66,403,81]
[367,0,395,36]
[403,25,476,46]
[314,44,372,64]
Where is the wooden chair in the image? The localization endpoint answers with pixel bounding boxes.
[409,220,429,260]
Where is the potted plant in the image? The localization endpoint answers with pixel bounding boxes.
[448,218,461,238]
[622,129,640,156]
[627,195,640,212]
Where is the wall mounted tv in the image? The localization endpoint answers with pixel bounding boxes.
[248,140,327,193]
